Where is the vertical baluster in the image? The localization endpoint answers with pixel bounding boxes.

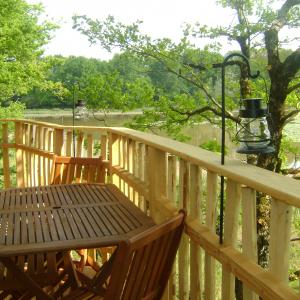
[23,124,29,187]
[178,159,189,300]
[128,139,133,201]
[123,137,128,195]
[118,135,122,188]
[15,122,24,188]
[109,133,120,187]
[132,141,138,205]
[269,198,292,283]
[190,164,202,300]
[87,134,94,158]
[167,155,177,205]
[37,126,44,186]
[2,123,10,188]
[31,125,35,186]
[32,126,38,186]
[47,129,54,184]
[66,130,73,157]
[119,137,124,192]
[148,146,168,300]
[144,145,150,214]
[205,171,217,300]
[242,187,258,300]
[43,128,49,184]
[76,131,84,157]
[222,179,241,300]
[32,125,38,186]
[138,143,146,211]
[54,128,64,156]
[101,134,107,160]
[147,147,167,221]
[167,154,177,300]
[27,124,33,187]
[22,123,27,187]
[48,129,53,152]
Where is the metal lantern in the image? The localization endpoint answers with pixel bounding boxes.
[74,99,88,120]
[236,98,274,154]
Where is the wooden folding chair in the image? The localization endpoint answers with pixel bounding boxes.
[61,210,185,300]
[50,156,106,185]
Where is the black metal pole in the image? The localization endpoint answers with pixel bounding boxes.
[219,53,260,244]
[220,59,226,244]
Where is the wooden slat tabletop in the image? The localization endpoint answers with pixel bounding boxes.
[0,184,155,257]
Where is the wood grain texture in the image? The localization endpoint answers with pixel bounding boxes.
[2,123,10,188]
[72,212,185,300]
[178,159,189,300]
[189,164,202,300]
[205,171,217,300]
[242,187,259,300]
[0,183,155,257]
[269,198,292,283]
[222,180,241,300]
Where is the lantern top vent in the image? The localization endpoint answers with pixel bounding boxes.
[239,98,267,118]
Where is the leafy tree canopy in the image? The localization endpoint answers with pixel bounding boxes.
[0,0,56,102]
[73,0,300,171]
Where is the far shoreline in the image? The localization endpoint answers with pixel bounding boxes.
[24,108,143,118]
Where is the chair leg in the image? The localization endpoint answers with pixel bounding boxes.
[50,252,80,299]
[0,257,53,300]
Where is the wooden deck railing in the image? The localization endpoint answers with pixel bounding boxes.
[1,119,300,299]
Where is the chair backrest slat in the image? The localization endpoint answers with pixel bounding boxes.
[50,156,105,185]
[103,211,185,300]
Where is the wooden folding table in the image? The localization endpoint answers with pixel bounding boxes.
[0,183,155,298]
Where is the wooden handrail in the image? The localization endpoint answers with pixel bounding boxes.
[0,118,110,131]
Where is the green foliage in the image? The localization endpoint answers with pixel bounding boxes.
[200,139,228,154]
[0,101,25,139]
[0,0,57,102]
[80,70,154,113]
[73,1,300,174]
[0,101,25,119]
[279,134,300,169]
[82,71,125,111]
[21,55,108,108]
[22,53,157,110]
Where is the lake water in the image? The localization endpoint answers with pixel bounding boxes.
[25,111,234,149]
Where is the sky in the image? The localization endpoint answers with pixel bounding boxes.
[26,0,298,61]
[27,0,237,60]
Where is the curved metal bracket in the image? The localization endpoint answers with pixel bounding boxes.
[222,52,260,79]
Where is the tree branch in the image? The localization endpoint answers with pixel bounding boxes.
[282,109,300,124]
[287,81,300,94]
[265,0,300,67]
[291,237,300,242]
[276,0,300,30]
[170,105,240,123]
[283,48,300,80]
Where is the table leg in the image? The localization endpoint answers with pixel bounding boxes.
[0,257,54,300]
